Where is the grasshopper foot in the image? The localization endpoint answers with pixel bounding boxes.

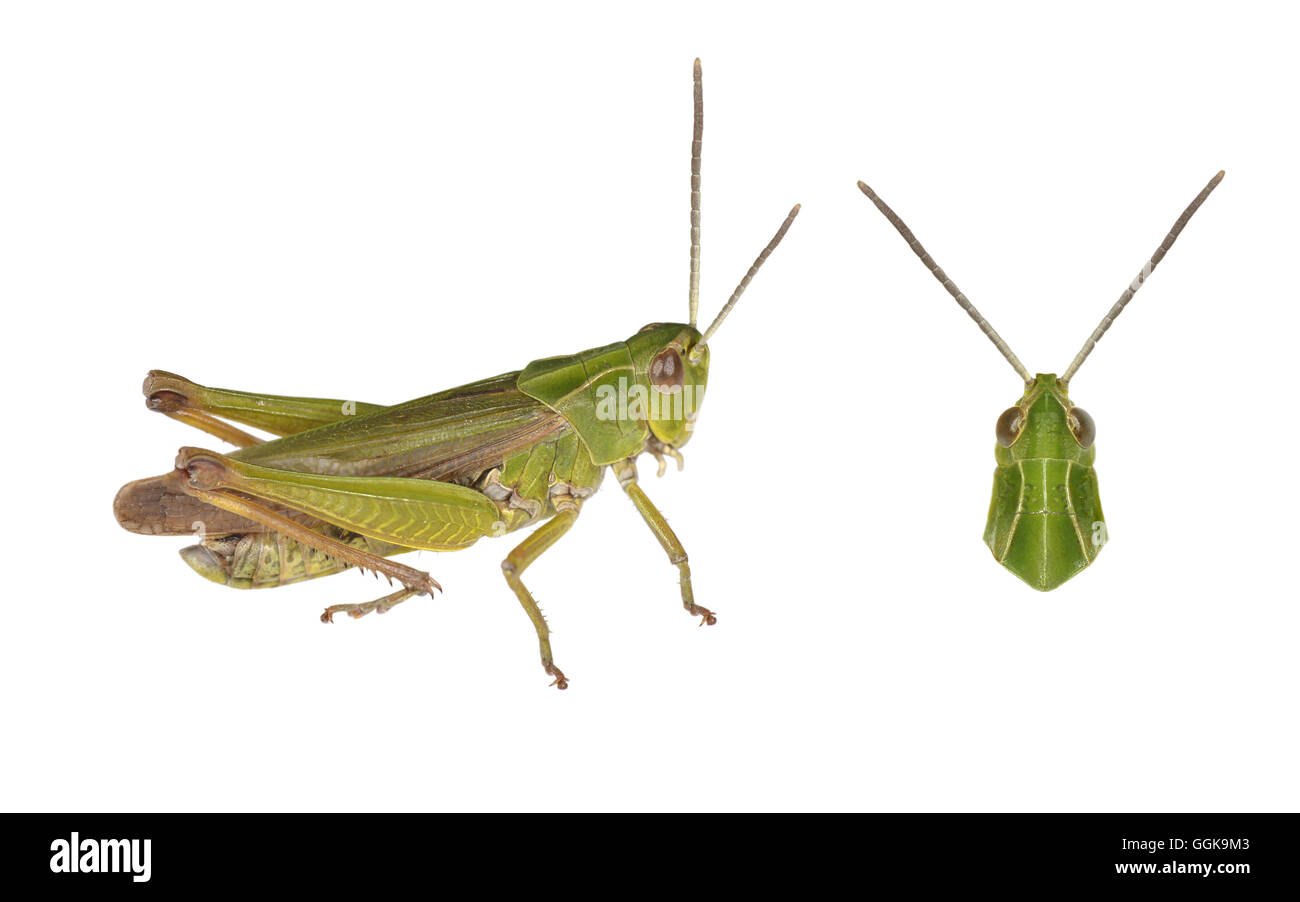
[408,572,441,597]
[688,604,717,627]
[545,662,569,690]
[321,587,420,623]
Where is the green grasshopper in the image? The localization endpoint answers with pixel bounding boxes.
[113,60,800,688]
[857,171,1223,590]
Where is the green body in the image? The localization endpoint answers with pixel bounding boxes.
[983,374,1104,591]
[116,324,708,590]
[112,58,796,689]
[858,170,1222,593]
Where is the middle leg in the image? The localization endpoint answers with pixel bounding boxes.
[501,506,581,689]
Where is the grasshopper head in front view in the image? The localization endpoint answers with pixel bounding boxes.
[857,172,1223,590]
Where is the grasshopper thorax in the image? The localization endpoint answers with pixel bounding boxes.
[517,323,711,466]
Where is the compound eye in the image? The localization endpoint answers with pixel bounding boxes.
[1068,407,1096,448]
[995,407,1024,447]
[649,348,685,391]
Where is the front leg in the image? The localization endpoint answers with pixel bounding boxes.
[612,459,715,626]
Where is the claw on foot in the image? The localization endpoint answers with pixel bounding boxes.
[690,606,717,627]
[545,663,569,690]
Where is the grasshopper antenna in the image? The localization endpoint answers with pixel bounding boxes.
[858,180,1033,384]
[696,204,801,352]
[688,58,703,328]
[1060,171,1224,385]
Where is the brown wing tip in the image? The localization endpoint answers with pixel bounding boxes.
[113,471,187,535]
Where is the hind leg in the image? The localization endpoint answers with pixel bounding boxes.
[141,370,387,445]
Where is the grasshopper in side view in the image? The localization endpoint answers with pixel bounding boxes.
[857,171,1223,590]
[113,61,800,688]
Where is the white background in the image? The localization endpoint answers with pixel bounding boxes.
[2,1,1296,812]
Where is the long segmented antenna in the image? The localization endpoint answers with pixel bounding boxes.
[857,180,1033,384]
[688,59,703,327]
[697,204,801,348]
[1060,171,1224,384]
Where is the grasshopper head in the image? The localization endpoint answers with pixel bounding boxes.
[627,323,709,448]
[994,374,1095,459]
[612,60,798,454]
[858,172,1221,591]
